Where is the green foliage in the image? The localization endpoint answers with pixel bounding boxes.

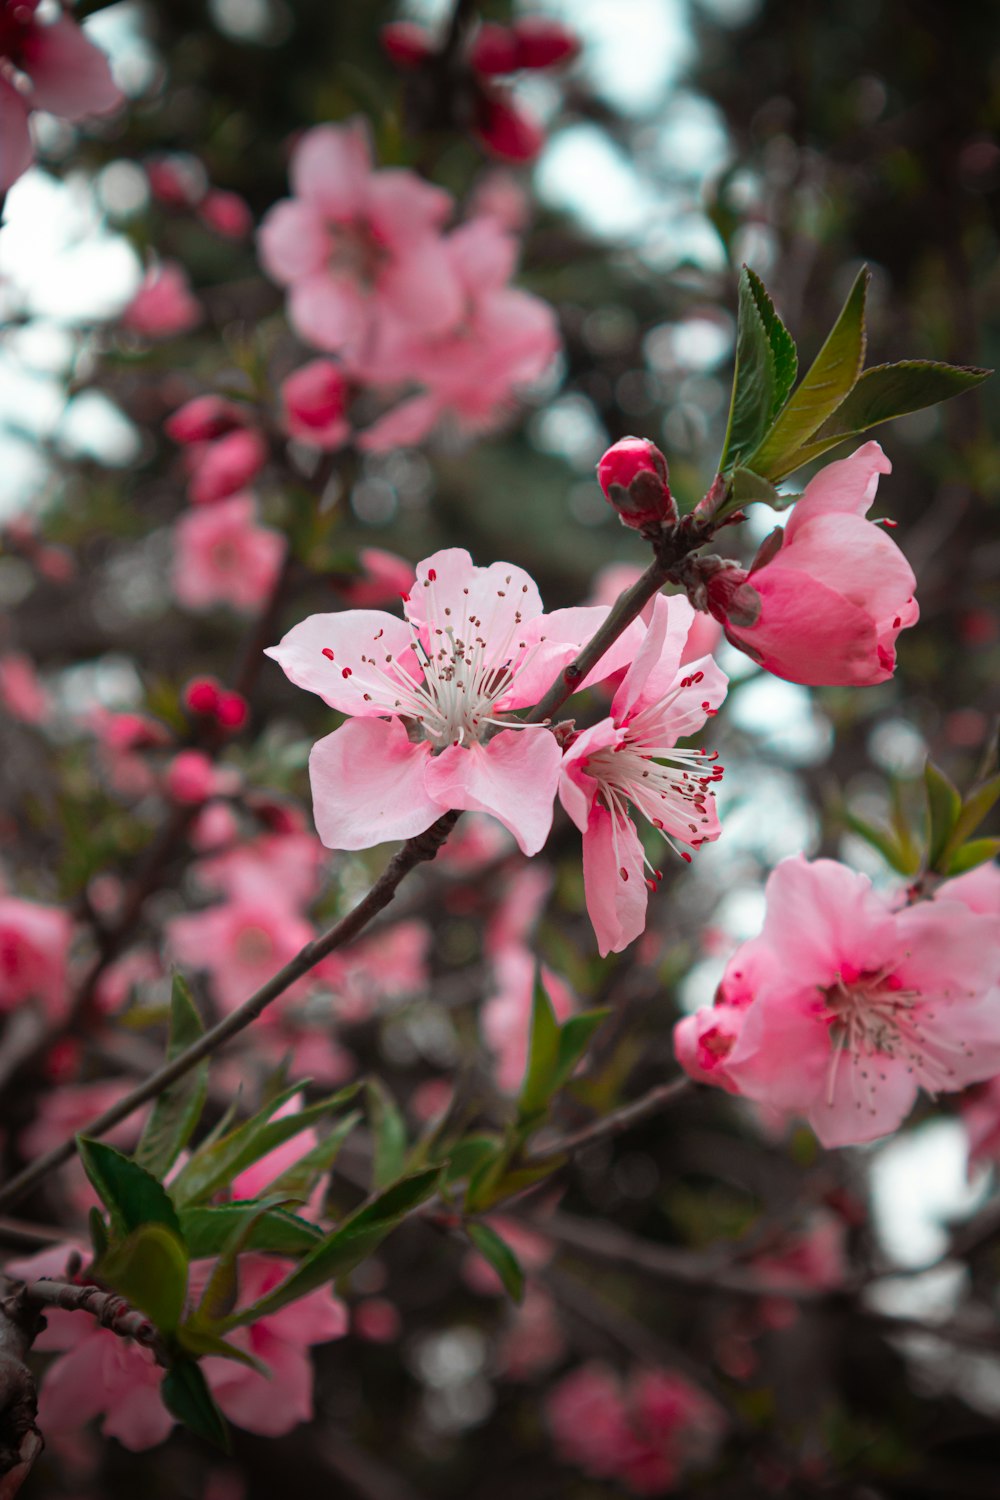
[924,761,963,869]
[135,974,209,1180]
[78,1138,182,1239]
[367,1079,409,1189]
[517,975,609,1124]
[98,1223,189,1335]
[162,1360,231,1452]
[465,1222,525,1303]
[179,1202,323,1258]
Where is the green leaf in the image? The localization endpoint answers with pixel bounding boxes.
[367,1080,408,1190]
[744,267,797,415]
[517,975,562,1122]
[749,266,870,481]
[193,1197,288,1325]
[798,360,992,464]
[552,1009,610,1094]
[222,1168,442,1328]
[841,807,920,877]
[731,467,801,512]
[440,1134,505,1186]
[947,771,1000,854]
[946,838,1000,876]
[925,761,963,871]
[88,1207,109,1262]
[179,1202,323,1258]
[77,1138,182,1240]
[466,1222,525,1303]
[264,1111,362,1203]
[98,1223,189,1334]
[719,267,777,471]
[162,1360,231,1452]
[176,1323,267,1373]
[468,1157,566,1213]
[170,1083,361,1206]
[135,974,208,1180]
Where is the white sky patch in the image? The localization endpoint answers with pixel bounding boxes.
[536,124,657,238]
[729,673,834,766]
[58,391,142,466]
[870,1119,987,1269]
[526,0,691,116]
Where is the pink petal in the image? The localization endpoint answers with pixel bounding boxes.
[894,900,1000,1002]
[611,593,693,722]
[206,1334,313,1437]
[759,857,896,989]
[445,218,518,292]
[366,170,453,243]
[725,984,833,1113]
[511,606,646,707]
[357,393,441,452]
[265,608,419,716]
[257,199,331,284]
[290,118,372,216]
[423,729,561,856]
[729,569,884,686]
[288,271,370,356]
[407,548,543,645]
[37,1338,111,1433]
[776,512,916,623]
[581,803,647,957]
[376,237,464,338]
[806,1050,918,1149]
[309,718,440,850]
[0,77,33,193]
[784,441,891,539]
[23,16,121,119]
[558,719,617,833]
[101,1372,174,1451]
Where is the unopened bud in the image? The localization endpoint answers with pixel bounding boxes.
[597,437,676,530]
[470,22,520,76]
[380,21,433,69]
[166,395,244,445]
[184,676,221,716]
[473,90,545,163]
[511,18,580,69]
[215,690,248,731]
[704,566,762,629]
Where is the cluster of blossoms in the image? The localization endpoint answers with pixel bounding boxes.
[546,1361,724,1494]
[675,856,1000,1146]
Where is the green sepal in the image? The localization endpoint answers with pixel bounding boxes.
[945,837,1000,876]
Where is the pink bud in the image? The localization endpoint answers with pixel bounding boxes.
[512,18,580,69]
[215,690,248,731]
[380,21,433,69]
[122,262,201,339]
[184,677,222,716]
[281,359,350,449]
[198,189,253,239]
[597,437,676,529]
[473,90,545,163]
[704,566,762,629]
[470,23,520,76]
[166,395,245,445]
[188,429,268,506]
[145,156,204,206]
[165,749,216,805]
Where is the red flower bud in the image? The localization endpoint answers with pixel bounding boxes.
[470,23,520,76]
[473,90,545,163]
[597,437,676,529]
[512,18,580,70]
[215,690,248,731]
[165,395,245,445]
[380,21,433,69]
[184,676,221,716]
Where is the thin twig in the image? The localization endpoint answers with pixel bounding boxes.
[527,1076,692,1163]
[10,1280,171,1367]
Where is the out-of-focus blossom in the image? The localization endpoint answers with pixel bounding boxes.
[122,262,202,338]
[186,429,268,506]
[198,188,253,239]
[164,749,232,805]
[338,547,415,607]
[497,1286,565,1380]
[281,359,350,449]
[165,396,245,445]
[90,710,170,798]
[482,951,575,1093]
[168,887,314,1014]
[0,2,122,192]
[707,444,918,686]
[0,895,72,1017]
[173,494,285,613]
[0,650,50,724]
[353,1298,402,1343]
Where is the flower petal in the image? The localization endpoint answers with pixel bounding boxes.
[784,441,891,539]
[759,856,895,989]
[23,16,121,119]
[423,729,561,855]
[309,718,440,850]
[265,609,419,716]
[581,803,647,957]
[290,118,372,216]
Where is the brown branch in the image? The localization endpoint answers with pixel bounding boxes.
[11,1280,170,1367]
[526,1076,692,1163]
[0,1290,40,1487]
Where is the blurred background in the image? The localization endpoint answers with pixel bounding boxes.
[1,0,999,1495]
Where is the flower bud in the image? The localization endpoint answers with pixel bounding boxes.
[166,395,244,445]
[184,676,222,716]
[512,18,580,69]
[471,23,520,76]
[597,437,677,529]
[473,91,545,163]
[198,189,253,240]
[380,21,433,69]
[165,749,217,804]
[188,428,268,506]
[215,690,249,731]
[703,566,762,629]
[281,359,349,449]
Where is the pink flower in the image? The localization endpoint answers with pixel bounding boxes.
[90,709,169,798]
[938,861,1000,922]
[186,429,268,506]
[353,1297,401,1343]
[281,358,350,449]
[168,890,314,1014]
[122,262,202,338]
[339,547,415,607]
[315,918,429,1024]
[714,857,1000,1147]
[258,117,462,365]
[0,2,121,192]
[962,1076,1000,1175]
[473,90,545,164]
[173,494,285,613]
[194,1255,347,1436]
[674,937,770,1094]
[19,1081,139,1161]
[165,395,245,445]
[559,594,727,955]
[707,443,918,686]
[195,827,326,911]
[266,547,640,856]
[0,895,71,1017]
[359,217,558,449]
[164,749,223,804]
[497,1285,564,1380]
[198,188,253,239]
[0,649,50,724]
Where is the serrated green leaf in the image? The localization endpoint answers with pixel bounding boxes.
[135,975,208,1180]
[720,267,777,471]
[179,1202,323,1258]
[98,1222,189,1334]
[170,1083,361,1207]
[517,975,562,1122]
[749,266,870,481]
[945,838,1000,876]
[744,267,797,415]
[222,1168,442,1328]
[466,1222,525,1303]
[367,1080,408,1190]
[925,761,963,871]
[806,360,991,448]
[78,1138,182,1240]
[552,1009,610,1094]
[162,1359,231,1452]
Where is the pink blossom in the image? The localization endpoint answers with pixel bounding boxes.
[90,709,169,798]
[0,895,71,1017]
[194,1254,347,1436]
[195,827,326,911]
[353,1298,402,1343]
[186,429,268,506]
[339,546,415,607]
[173,494,285,613]
[962,1077,1000,1175]
[510,17,580,70]
[280,358,350,449]
[359,217,558,448]
[122,262,202,338]
[707,443,918,686]
[0,649,50,724]
[18,1081,139,1161]
[468,170,530,232]
[937,861,1000,922]
[559,594,727,955]
[750,1210,847,1293]
[712,856,1000,1147]
[164,749,220,804]
[198,188,253,239]
[473,90,545,164]
[258,117,462,365]
[165,395,245,445]
[168,890,314,1014]
[597,437,675,530]
[267,547,640,856]
[497,1285,564,1380]
[0,2,121,192]
[482,949,575,1093]
[674,937,770,1093]
[315,918,429,1024]
[485,863,552,955]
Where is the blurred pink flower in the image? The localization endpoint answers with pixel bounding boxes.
[338,547,415,607]
[198,188,253,239]
[186,429,268,506]
[281,358,350,449]
[122,262,202,338]
[173,494,285,613]
[482,949,575,1094]
[0,895,72,1017]
[497,1286,564,1380]
[0,649,50,724]
[168,889,314,1014]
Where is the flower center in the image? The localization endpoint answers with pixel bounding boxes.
[235,925,274,965]
[328,221,388,289]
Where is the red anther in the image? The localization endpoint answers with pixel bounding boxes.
[680,676,693,688]
[322,647,335,660]
[645,878,658,893]
[879,516,899,528]
[342,667,352,678]
[893,616,901,628]
[619,866,629,881]
[399,592,410,603]
[184,677,221,715]
[427,568,437,582]
[680,851,692,863]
